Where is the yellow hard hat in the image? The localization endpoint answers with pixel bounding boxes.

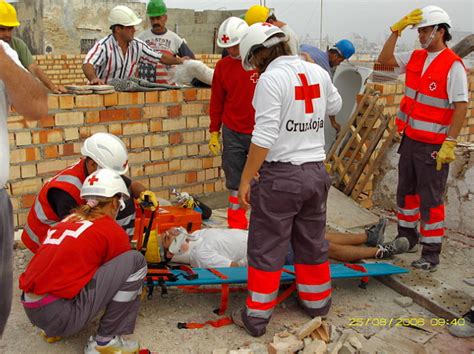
[244,5,270,26]
[0,1,20,27]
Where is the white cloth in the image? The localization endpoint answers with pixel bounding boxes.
[137,29,185,84]
[84,34,163,84]
[187,229,248,268]
[0,41,23,188]
[251,55,342,164]
[280,24,299,56]
[395,49,469,103]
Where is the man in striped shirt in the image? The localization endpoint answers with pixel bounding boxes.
[83,5,184,85]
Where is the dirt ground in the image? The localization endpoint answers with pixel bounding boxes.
[2,205,473,353]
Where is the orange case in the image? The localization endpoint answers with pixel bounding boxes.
[133,205,202,242]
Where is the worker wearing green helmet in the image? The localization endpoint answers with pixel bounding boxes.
[137,0,197,85]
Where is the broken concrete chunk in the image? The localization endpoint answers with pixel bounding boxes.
[348,335,362,350]
[339,342,356,354]
[249,342,269,354]
[302,339,327,354]
[296,317,322,340]
[463,278,474,286]
[313,322,330,343]
[268,341,297,354]
[229,350,252,354]
[272,333,304,353]
[394,296,413,307]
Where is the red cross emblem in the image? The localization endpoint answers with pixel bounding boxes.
[295,73,320,114]
[250,72,259,83]
[431,151,438,160]
[262,22,272,27]
[221,34,230,44]
[88,175,99,185]
[429,82,437,91]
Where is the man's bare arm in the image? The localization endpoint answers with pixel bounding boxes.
[0,45,47,119]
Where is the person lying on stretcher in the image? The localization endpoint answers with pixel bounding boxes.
[159,217,409,267]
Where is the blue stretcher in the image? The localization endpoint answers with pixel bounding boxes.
[161,263,408,287]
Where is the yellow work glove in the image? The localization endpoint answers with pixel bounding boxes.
[208,131,221,156]
[436,140,457,171]
[390,9,423,36]
[138,190,158,211]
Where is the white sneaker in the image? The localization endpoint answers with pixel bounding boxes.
[84,335,139,354]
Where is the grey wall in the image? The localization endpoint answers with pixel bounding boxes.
[13,0,245,55]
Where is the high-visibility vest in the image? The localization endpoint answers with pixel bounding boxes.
[396,48,463,144]
[21,160,86,253]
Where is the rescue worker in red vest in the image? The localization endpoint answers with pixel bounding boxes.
[19,169,147,353]
[209,16,256,230]
[378,6,468,271]
[21,132,158,253]
[233,23,342,337]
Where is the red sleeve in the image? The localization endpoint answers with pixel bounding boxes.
[209,59,226,133]
[102,217,132,264]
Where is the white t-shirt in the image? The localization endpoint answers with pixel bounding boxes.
[395,49,468,103]
[251,55,342,164]
[137,29,186,84]
[280,24,299,56]
[188,228,248,268]
[0,41,23,188]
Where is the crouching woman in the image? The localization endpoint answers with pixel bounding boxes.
[19,168,147,353]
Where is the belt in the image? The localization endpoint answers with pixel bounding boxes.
[21,292,60,309]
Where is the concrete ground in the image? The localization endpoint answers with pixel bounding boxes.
[2,188,473,353]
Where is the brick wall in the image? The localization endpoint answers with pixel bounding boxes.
[34,54,222,86]
[7,89,224,229]
[365,68,474,142]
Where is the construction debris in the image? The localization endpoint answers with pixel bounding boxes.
[394,296,414,307]
[296,316,322,340]
[463,278,474,286]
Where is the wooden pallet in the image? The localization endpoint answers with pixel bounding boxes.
[326,90,397,206]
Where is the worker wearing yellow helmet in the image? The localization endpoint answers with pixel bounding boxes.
[244,4,299,55]
[0,1,67,93]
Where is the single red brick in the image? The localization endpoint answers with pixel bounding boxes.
[21,194,36,208]
[168,105,182,118]
[183,89,197,102]
[62,143,75,156]
[128,107,142,120]
[185,171,197,183]
[39,115,55,128]
[99,109,128,122]
[44,145,58,159]
[169,132,182,145]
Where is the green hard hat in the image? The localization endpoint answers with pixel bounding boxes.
[147,0,167,17]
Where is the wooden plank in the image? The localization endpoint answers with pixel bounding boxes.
[343,113,390,194]
[338,98,381,188]
[351,123,398,199]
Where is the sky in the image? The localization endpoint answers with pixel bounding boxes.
[163,0,473,45]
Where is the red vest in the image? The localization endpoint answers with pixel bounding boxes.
[21,159,87,253]
[396,48,463,144]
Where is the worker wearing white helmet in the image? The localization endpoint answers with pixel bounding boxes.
[83,5,184,85]
[209,16,257,230]
[378,6,468,272]
[21,132,158,253]
[19,169,147,353]
[233,22,341,337]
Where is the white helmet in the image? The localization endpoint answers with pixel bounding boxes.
[217,17,249,49]
[167,227,198,255]
[108,5,142,27]
[81,132,129,174]
[416,6,451,28]
[239,22,286,71]
[80,169,130,199]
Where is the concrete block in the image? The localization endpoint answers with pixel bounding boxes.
[143,105,167,119]
[394,296,413,307]
[302,339,326,354]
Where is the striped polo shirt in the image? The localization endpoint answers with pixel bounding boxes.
[84,34,163,84]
